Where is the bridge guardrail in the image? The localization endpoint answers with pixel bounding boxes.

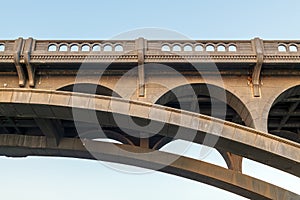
[0,38,300,64]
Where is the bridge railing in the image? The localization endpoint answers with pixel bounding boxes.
[34,40,136,53]
[263,40,300,54]
[147,40,253,54]
[0,38,300,63]
[0,40,15,53]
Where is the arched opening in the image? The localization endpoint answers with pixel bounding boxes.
[183,45,193,51]
[268,85,300,143]
[81,45,90,52]
[48,44,57,52]
[217,45,226,52]
[92,44,101,51]
[57,83,121,97]
[228,45,237,52]
[0,44,5,52]
[114,45,123,52]
[172,45,181,51]
[59,45,68,52]
[195,45,203,51]
[289,45,298,52]
[278,45,287,52]
[155,84,251,127]
[161,44,171,51]
[103,44,113,51]
[70,45,79,52]
[206,45,215,52]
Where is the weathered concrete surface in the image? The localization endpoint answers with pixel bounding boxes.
[1,38,300,133]
[0,38,300,199]
[0,89,299,178]
[0,134,299,200]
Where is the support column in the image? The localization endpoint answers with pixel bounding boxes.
[139,132,149,148]
[220,151,243,172]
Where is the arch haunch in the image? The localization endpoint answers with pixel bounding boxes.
[0,89,299,178]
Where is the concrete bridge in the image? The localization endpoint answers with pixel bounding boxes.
[0,37,299,199]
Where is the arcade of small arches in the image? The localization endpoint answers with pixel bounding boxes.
[1,39,297,53]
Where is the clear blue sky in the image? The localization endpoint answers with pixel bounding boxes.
[0,0,300,199]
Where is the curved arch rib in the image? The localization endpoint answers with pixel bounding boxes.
[0,89,299,177]
[0,134,298,200]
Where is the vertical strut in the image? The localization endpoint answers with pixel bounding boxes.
[251,37,264,97]
[24,38,35,87]
[13,37,25,87]
[136,37,146,97]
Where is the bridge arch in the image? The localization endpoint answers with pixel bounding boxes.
[0,89,299,177]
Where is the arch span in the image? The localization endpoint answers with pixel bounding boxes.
[0,134,298,200]
[0,89,299,177]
